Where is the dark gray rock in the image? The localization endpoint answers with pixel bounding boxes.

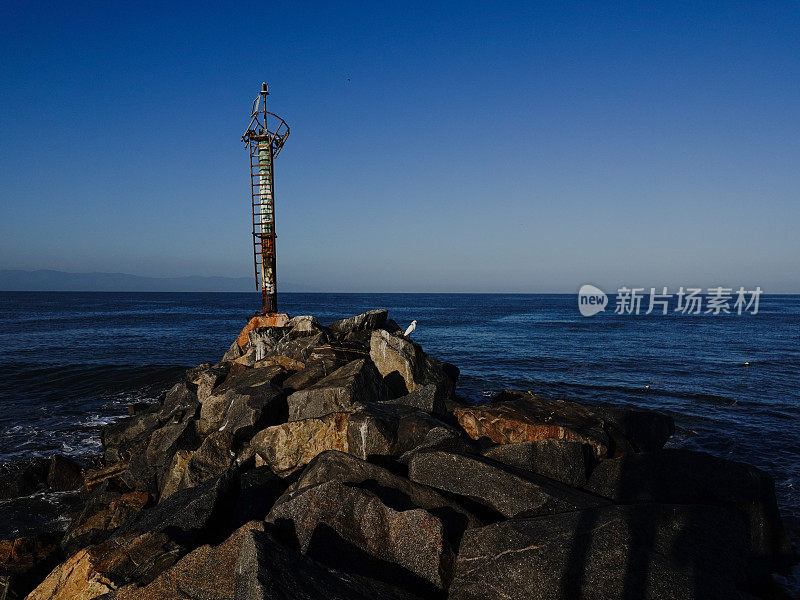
[158,382,199,424]
[101,412,161,463]
[307,344,370,366]
[328,309,388,334]
[199,368,287,438]
[248,327,286,361]
[282,358,342,393]
[481,440,592,487]
[398,427,478,465]
[185,363,212,383]
[196,365,230,402]
[346,404,457,460]
[381,383,447,417]
[584,449,796,574]
[267,480,454,593]
[46,455,83,492]
[369,330,456,402]
[287,315,323,333]
[190,430,234,477]
[591,404,675,453]
[290,450,481,542]
[146,421,198,471]
[231,466,290,527]
[0,457,50,499]
[119,471,237,549]
[449,504,755,600]
[221,340,243,362]
[273,331,328,363]
[287,359,388,421]
[235,529,424,600]
[408,451,610,518]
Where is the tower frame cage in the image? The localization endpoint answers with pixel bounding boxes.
[242,83,290,315]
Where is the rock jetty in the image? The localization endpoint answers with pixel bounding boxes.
[1,309,796,599]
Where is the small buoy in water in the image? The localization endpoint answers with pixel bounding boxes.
[744,361,750,367]
[645,385,651,389]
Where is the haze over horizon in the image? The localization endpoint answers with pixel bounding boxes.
[2,2,799,293]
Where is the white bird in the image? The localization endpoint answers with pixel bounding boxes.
[404,320,417,337]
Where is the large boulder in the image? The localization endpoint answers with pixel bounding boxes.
[146,421,198,472]
[231,467,289,527]
[0,457,50,499]
[101,412,161,463]
[196,366,229,402]
[159,431,234,500]
[34,477,238,596]
[248,327,286,361]
[24,546,119,600]
[235,529,424,600]
[62,489,150,555]
[381,383,448,417]
[251,405,451,476]
[118,472,238,550]
[287,314,323,334]
[584,449,796,574]
[290,451,481,541]
[448,504,755,600]
[267,480,454,593]
[158,382,198,424]
[282,358,341,393]
[398,426,478,464]
[198,368,287,439]
[274,331,328,363]
[252,412,349,476]
[28,527,191,599]
[453,392,612,459]
[235,314,290,351]
[408,451,609,518]
[287,359,388,421]
[590,404,675,453]
[112,521,264,600]
[369,330,456,401]
[481,440,592,487]
[328,309,388,334]
[46,455,83,492]
[1,541,62,600]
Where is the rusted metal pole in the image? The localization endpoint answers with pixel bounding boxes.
[243,83,290,317]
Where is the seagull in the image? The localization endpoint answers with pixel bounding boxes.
[404,320,417,336]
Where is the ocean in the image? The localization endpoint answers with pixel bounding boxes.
[1,291,798,560]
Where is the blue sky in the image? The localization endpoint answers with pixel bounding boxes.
[1,1,798,292]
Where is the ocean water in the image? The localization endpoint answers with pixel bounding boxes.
[1,292,798,552]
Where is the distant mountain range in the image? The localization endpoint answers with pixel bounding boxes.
[0,270,257,292]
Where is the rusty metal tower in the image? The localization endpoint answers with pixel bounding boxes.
[242,83,290,315]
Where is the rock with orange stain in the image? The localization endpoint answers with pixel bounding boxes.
[24,547,116,600]
[235,314,289,350]
[454,391,612,458]
[252,405,446,477]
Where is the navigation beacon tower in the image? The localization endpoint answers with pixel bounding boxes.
[242,83,290,316]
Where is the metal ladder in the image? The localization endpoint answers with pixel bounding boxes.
[250,137,277,313]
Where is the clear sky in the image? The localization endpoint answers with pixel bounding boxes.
[1,1,798,292]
